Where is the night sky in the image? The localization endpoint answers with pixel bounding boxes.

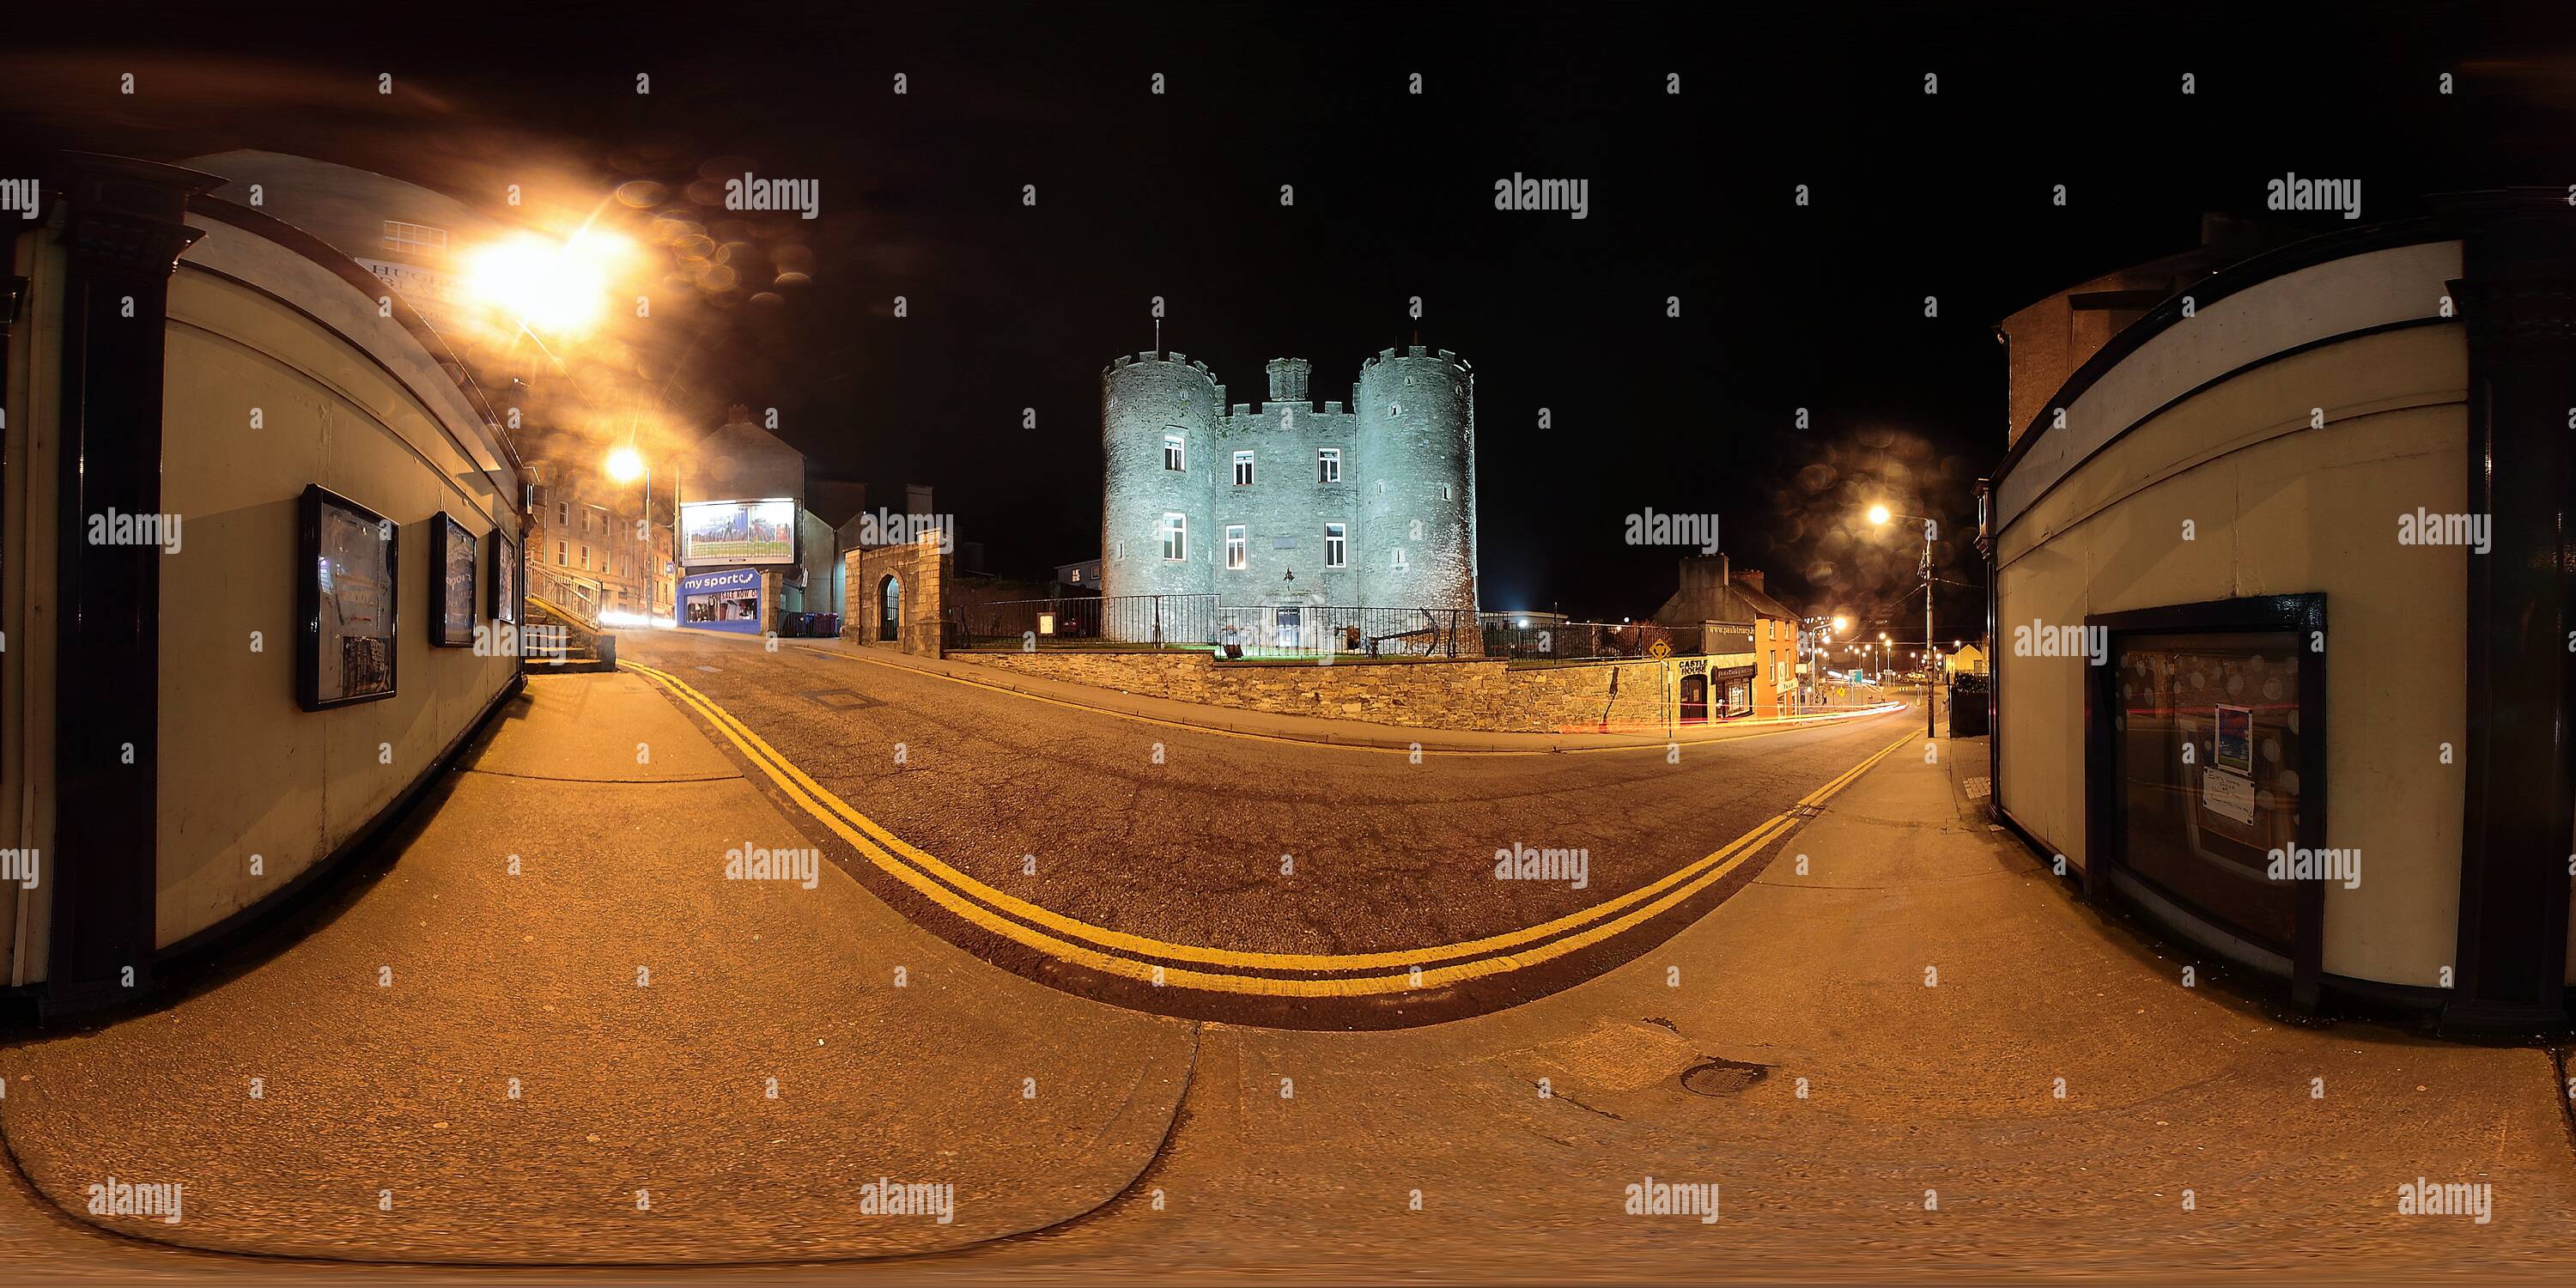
[8,0,2575,634]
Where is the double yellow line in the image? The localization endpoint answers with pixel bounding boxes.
[623,659,1913,997]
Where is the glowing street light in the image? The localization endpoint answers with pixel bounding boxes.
[605,446,644,483]
[1871,501,1939,738]
[465,231,632,337]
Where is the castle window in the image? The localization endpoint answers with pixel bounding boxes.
[1225,526,1247,569]
[1163,435,1185,471]
[1233,451,1255,486]
[1317,448,1340,483]
[1442,484,1453,501]
[1159,513,1187,562]
[1391,548,1408,571]
[1325,523,1346,568]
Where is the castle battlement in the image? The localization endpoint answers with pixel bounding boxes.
[1103,351,1219,381]
[1358,344,1473,375]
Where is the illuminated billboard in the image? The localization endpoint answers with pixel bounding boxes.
[680,497,796,567]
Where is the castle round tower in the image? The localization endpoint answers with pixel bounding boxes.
[1355,346,1478,612]
[1102,352,1218,617]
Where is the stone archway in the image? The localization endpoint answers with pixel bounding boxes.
[878,574,902,642]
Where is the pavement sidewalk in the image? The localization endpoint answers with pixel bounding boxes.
[949,732,2576,1279]
[791,634,1908,754]
[0,672,1196,1265]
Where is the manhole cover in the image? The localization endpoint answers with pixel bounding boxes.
[799,688,878,710]
[1680,1058,1769,1097]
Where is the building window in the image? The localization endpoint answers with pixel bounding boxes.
[1234,451,1255,486]
[580,544,592,569]
[1318,448,1341,483]
[1070,567,1083,584]
[382,220,449,253]
[1226,525,1247,569]
[1160,513,1187,562]
[556,501,569,527]
[1164,435,1185,471]
[556,540,568,566]
[1115,541,1125,562]
[1325,523,1346,568]
[1392,548,1408,571]
[1442,483,1453,501]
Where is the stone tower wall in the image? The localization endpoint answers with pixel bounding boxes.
[1101,353,1218,608]
[1355,346,1478,611]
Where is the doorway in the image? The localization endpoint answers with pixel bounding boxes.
[1679,673,1709,723]
[878,574,902,641]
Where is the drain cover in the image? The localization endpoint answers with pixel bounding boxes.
[1680,1058,1770,1097]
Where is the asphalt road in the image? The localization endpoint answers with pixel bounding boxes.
[618,629,1908,1026]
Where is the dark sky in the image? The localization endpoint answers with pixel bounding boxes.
[9,0,2576,634]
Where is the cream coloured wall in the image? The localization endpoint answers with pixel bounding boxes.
[154,231,520,947]
[1996,322,2467,987]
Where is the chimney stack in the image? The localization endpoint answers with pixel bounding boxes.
[1264,357,1312,403]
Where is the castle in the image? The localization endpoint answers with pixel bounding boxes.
[1100,346,1479,635]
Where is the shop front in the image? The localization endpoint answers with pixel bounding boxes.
[678,566,765,634]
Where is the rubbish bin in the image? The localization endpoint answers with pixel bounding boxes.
[818,612,841,637]
[1948,671,1991,737]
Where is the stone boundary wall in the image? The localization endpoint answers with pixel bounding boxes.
[946,649,1762,733]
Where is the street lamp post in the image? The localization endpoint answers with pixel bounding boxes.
[1870,504,1938,740]
[607,445,657,624]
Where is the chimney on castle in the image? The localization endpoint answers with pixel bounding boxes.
[1738,569,1765,594]
[1264,357,1311,403]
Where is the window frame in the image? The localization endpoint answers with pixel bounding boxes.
[1233,450,1255,487]
[1163,434,1186,471]
[1159,513,1188,562]
[1317,447,1341,484]
[1225,525,1248,569]
[1324,522,1346,568]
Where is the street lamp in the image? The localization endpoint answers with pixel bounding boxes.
[606,443,659,626]
[465,231,631,338]
[1871,504,1938,739]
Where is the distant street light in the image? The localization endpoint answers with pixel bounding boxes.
[1871,503,1938,739]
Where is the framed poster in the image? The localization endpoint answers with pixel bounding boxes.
[430,512,477,648]
[2214,704,2253,775]
[490,530,520,624]
[297,484,399,711]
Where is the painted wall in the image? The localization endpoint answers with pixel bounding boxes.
[1995,320,2468,987]
[151,212,523,949]
[1,226,69,985]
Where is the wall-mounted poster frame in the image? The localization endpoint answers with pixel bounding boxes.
[2084,593,2327,1009]
[490,529,520,625]
[297,484,399,711]
[430,512,477,648]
